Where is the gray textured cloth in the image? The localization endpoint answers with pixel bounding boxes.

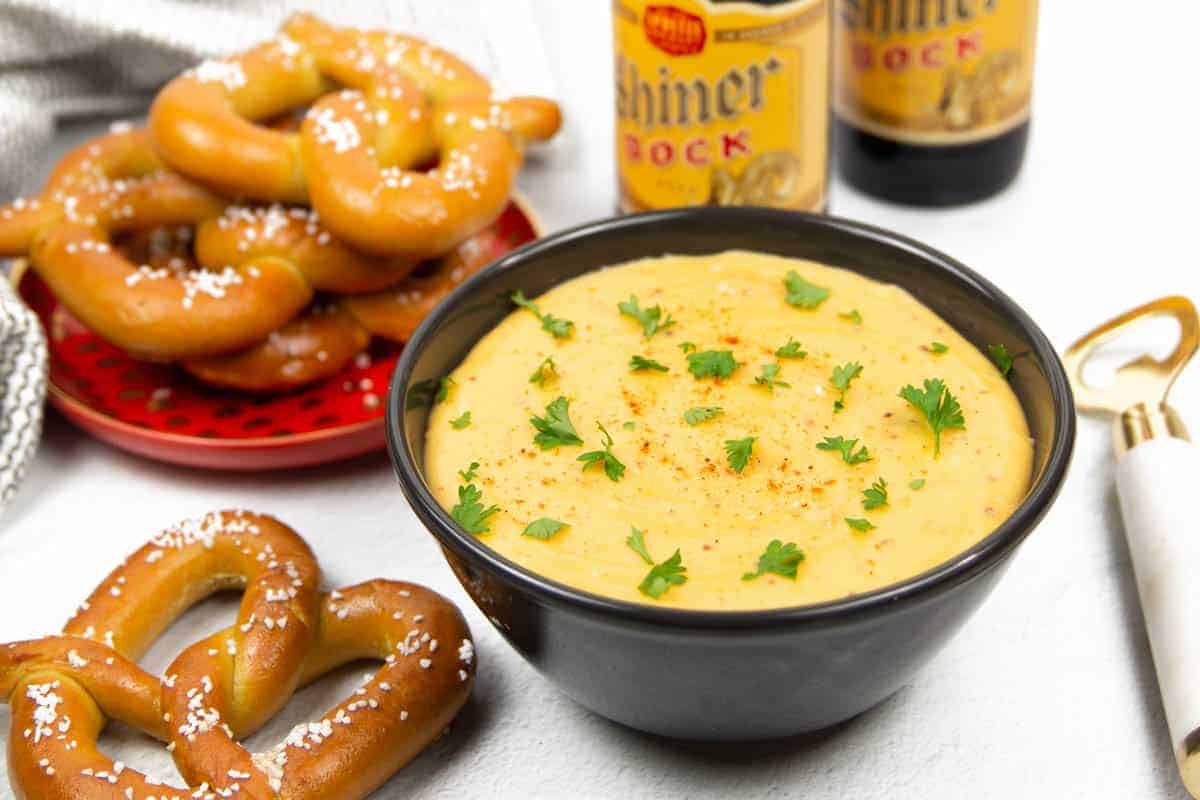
[0,274,45,515]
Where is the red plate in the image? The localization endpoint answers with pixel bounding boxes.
[15,199,541,470]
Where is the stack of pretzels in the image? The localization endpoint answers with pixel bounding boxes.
[0,510,476,799]
[0,14,561,392]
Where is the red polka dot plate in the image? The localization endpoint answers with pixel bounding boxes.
[13,198,541,470]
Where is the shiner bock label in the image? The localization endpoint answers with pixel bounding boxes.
[614,0,830,213]
[835,0,1039,145]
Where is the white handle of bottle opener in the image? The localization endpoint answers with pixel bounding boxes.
[1116,431,1200,797]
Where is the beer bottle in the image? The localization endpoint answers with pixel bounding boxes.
[833,1,1039,206]
[614,0,831,213]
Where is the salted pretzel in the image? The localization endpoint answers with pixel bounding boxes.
[149,13,561,258]
[0,129,310,361]
[186,229,495,392]
[0,510,476,799]
[0,129,429,364]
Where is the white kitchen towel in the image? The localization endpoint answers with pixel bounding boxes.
[0,272,46,517]
[0,0,558,199]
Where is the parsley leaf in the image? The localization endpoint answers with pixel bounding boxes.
[831,362,863,413]
[724,436,755,473]
[639,549,688,599]
[630,355,669,372]
[817,435,871,465]
[898,378,965,456]
[753,363,790,392]
[511,290,574,339]
[988,344,1014,377]
[530,396,583,449]
[679,341,697,354]
[910,478,926,490]
[742,540,805,581]
[845,517,875,533]
[775,338,807,359]
[522,518,567,540]
[578,422,626,481]
[863,477,889,510]
[622,421,636,430]
[929,342,949,355]
[458,462,479,482]
[450,411,472,429]
[618,295,676,339]
[840,309,863,325]
[529,356,557,387]
[683,406,723,426]
[626,527,653,564]
[783,270,830,309]
[406,376,452,409]
[687,350,738,379]
[451,483,500,535]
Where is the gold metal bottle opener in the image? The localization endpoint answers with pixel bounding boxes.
[1065,296,1200,798]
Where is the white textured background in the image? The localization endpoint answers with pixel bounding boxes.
[3,1,1200,798]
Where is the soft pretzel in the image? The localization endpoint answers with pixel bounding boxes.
[149,13,561,258]
[183,230,496,393]
[0,130,314,361]
[0,128,432,366]
[1,510,476,800]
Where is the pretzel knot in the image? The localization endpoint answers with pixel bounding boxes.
[0,128,488,384]
[0,511,476,799]
[150,13,561,259]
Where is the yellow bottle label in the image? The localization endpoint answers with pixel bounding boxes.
[614,0,830,213]
[834,0,1038,145]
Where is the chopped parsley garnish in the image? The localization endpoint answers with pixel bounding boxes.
[630,355,669,372]
[783,270,830,309]
[775,338,807,359]
[618,295,676,339]
[687,350,738,379]
[862,477,889,510]
[626,527,653,564]
[529,356,557,387]
[929,342,949,354]
[683,406,724,426]
[450,411,472,429]
[840,309,863,326]
[898,378,965,456]
[451,483,500,535]
[831,362,863,413]
[458,462,479,482]
[623,421,636,430]
[679,342,697,354]
[845,517,875,533]
[522,518,567,540]
[988,343,1014,377]
[530,396,583,449]
[578,423,626,481]
[910,478,926,490]
[817,435,871,465]
[724,436,755,473]
[742,540,805,581]
[753,363,790,392]
[639,550,688,599]
[511,290,574,339]
[406,376,453,409]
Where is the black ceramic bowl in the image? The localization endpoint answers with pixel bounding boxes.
[386,208,1074,740]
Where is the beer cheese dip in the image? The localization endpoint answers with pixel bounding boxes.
[424,251,1032,611]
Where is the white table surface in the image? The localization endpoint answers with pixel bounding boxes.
[4,2,1200,798]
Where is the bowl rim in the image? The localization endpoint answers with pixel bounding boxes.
[386,207,1075,631]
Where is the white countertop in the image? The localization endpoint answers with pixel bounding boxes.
[3,2,1200,798]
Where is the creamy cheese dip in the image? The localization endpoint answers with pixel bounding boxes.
[425,251,1032,610]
